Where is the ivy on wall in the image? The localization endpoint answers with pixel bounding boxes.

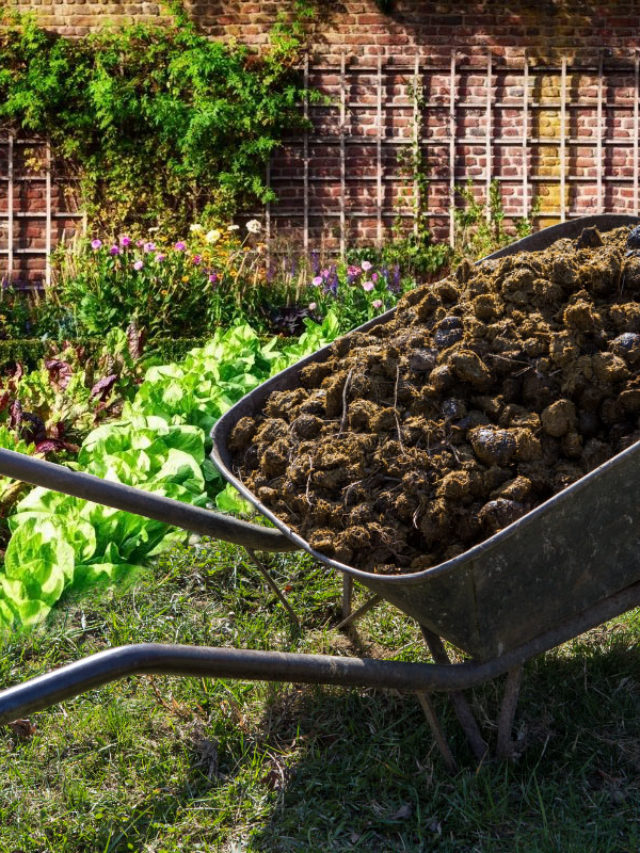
[0,6,313,234]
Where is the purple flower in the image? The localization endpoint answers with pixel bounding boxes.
[372,272,378,283]
[109,245,120,256]
[372,299,383,309]
[347,265,361,285]
[361,260,372,272]
[208,273,219,284]
[310,250,320,276]
[174,241,186,252]
[144,242,156,253]
[362,280,374,292]
[155,253,166,263]
[312,275,323,287]
[324,265,339,295]
[91,239,102,251]
[321,268,330,279]
[192,255,202,266]
[120,235,131,247]
[133,260,144,271]
[390,264,401,292]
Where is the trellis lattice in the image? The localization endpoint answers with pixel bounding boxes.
[1,48,640,282]
[265,48,640,254]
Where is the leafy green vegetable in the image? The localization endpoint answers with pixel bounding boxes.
[215,483,254,517]
[0,312,341,633]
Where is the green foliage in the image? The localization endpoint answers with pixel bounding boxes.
[0,425,37,519]
[347,233,450,284]
[0,313,341,631]
[0,339,51,374]
[0,336,207,375]
[50,226,433,341]
[128,312,341,446]
[0,333,139,447]
[0,10,310,232]
[53,225,278,339]
[0,283,37,340]
[0,416,209,630]
[453,179,538,262]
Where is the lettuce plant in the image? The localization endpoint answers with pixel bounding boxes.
[0,312,341,632]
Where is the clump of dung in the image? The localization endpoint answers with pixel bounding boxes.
[231,225,640,574]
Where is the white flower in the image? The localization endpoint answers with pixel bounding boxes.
[190,223,203,233]
[205,229,222,244]
[245,219,262,234]
[227,224,240,232]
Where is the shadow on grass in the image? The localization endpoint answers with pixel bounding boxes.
[40,633,640,851]
[242,635,640,851]
[8,567,639,852]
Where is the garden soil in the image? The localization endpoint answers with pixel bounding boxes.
[231,226,640,574]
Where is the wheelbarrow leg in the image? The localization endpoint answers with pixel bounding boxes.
[415,691,458,773]
[496,666,523,760]
[244,549,301,631]
[421,627,488,762]
[336,594,382,631]
[342,575,353,620]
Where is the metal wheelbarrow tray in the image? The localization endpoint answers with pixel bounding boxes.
[1,214,639,766]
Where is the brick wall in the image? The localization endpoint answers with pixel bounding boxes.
[3,1,640,282]
[9,0,640,56]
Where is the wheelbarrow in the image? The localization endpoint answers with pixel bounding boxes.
[0,213,639,770]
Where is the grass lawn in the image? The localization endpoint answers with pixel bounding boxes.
[1,538,639,852]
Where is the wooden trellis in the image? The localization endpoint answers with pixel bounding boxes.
[2,49,640,281]
[0,135,83,286]
[266,48,640,255]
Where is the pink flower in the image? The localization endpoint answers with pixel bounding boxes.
[133,260,144,271]
[209,273,219,284]
[362,280,374,292]
[372,272,378,282]
[144,242,156,253]
[155,253,166,263]
[361,260,372,272]
[372,299,383,309]
[174,241,186,251]
[91,239,102,250]
[312,276,323,287]
[308,301,317,311]
[192,255,202,265]
[136,239,144,248]
[120,235,131,247]
[109,245,120,256]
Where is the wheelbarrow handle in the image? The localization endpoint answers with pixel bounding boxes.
[0,449,298,553]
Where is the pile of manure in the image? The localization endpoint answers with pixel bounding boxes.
[230,225,640,574]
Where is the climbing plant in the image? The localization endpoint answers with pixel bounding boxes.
[0,5,313,233]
